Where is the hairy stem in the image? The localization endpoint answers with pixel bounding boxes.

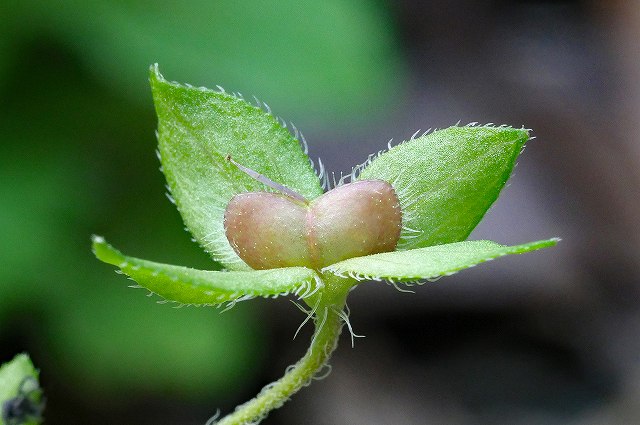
[215,292,347,425]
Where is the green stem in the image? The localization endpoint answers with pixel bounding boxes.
[216,291,347,425]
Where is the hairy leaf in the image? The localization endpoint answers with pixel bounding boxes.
[324,239,558,282]
[150,65,323,270]
[92,236,321,305]
[358,126,529,249]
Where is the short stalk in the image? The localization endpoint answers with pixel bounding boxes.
[216,288,348,425]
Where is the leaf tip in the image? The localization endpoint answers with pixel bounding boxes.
[1,353,36,375]
[149,63,162,83]
[516,127,531,143]
[524,237,561,251]
[493,125,529,145]
[91,236,126,266]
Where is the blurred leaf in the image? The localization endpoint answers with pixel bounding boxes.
[151,67,322,269]
[358,126,530,249]
[0,147,88,321]
[7,0,402,123]
[48,279,263,397]
[325,239,559,282]
[0,354,43,425]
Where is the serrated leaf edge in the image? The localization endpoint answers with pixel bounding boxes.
[92,235,323,309]
[322,238,560,284]
[150,63,320,183]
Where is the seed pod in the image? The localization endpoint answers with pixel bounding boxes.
[224,179,402,270]
[308,180,402,268]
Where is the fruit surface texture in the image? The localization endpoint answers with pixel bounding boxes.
[224,180,402,270]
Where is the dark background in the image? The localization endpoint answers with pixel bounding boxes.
[1,1,639,424]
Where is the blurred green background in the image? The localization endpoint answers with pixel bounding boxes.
[3,1,640,424]
[0,0,403,423]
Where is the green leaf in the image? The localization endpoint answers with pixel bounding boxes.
[324,239,559,282]
[150,66,323,270]
[358,125,530,249]
[0,353,43,425]
[92,236,321,306]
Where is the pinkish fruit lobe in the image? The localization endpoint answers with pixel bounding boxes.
[224,180,402,270]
